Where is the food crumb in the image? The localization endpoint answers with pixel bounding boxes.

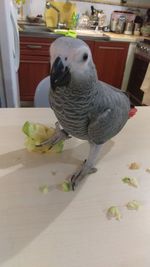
[129,162,140,170]
[146,168,150,173]
[39,184,50,194]
[61,180,71,192]
[107,206,121,221]
[126,200,141,210]
[51,171,56,175]
[122,177,138,188]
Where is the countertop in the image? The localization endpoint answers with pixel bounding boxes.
[0,107,150,267]
[19,22,149,42]
[19,29,148,42]
[76,30,148,42]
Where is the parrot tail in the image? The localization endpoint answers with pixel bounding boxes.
[128,106,137,118]
[123,91,137,118]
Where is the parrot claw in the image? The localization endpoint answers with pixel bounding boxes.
[70,160,97,190]
[36,121,71,148]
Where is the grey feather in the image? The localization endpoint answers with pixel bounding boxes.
[47,37,132,189]
[49,37,130,145]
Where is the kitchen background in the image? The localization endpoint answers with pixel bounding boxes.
[21,0,148,25]
[18,0,150,108]
[0,0,149,108]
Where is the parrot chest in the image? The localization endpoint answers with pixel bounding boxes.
[50,89,94,139]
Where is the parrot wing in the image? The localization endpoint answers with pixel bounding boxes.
[87,80,131,145]
[88,105,129,145]
[88,108,113,144]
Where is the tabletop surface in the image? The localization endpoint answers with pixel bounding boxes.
[0,107,150,267]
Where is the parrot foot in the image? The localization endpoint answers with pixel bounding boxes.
[36,122,71,148]
[70,160,97,191]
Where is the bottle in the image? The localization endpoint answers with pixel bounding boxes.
[134,23,141,36]
[124,21,134,35]
[115,15,126,33]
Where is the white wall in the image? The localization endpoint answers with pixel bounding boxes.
[23,0,46,17]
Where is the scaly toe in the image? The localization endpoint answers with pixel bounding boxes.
[70,161,96,191]
[88,167,97,174]
[70,170,83,191]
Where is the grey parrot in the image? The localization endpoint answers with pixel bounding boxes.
[39,36,137,190]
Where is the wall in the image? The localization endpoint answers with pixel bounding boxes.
[23,0,45,17]
[23,0,147,25]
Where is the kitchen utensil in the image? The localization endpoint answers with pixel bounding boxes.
[115,15,126,33]
[77,14,90,29]
[124,21,134,35]
[98,12,107,30]
[26,15,43,23]
[44,1,77,29]
[90,6,99,29]
[110,11,135,33]
[134,23,141,36]
[141,25,150,37]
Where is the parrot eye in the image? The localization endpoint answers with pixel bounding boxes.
[83,53,88,61]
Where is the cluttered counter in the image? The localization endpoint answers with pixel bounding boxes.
[0,107,150,267]
[19,24,149,43]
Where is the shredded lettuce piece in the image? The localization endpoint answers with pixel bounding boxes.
[61,180,71,192]
[54,141,64,153]
[39,184,50,194]
[107,206,121,220]
[22,121,64,153]
[126,200,141,210]
[122,177,138,188]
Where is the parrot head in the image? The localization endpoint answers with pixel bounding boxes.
[50,37,97,90]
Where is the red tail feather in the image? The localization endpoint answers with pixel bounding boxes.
[129,107,137,118]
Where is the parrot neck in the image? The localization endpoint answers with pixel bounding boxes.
[68,65,98,95]
[67,78,97,96]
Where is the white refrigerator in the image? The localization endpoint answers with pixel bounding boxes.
[0,0,20,107]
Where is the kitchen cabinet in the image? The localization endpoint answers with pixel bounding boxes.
[93,41,129,88]
[19,36,54,101]
[84,40,95,52]
[19,36,129,102]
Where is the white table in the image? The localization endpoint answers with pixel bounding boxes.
[0,107,150,267]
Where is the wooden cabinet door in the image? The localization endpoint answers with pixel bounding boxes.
[19,36,54,101]
[19,56,50,101]
[84,40,94,53]
[93,41,129,88]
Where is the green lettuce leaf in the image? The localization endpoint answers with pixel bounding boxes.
[22,121,64,153]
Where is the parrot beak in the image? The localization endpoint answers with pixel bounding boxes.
[51,56,71,90]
